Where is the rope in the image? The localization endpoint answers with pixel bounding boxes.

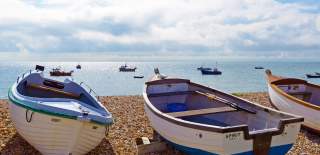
[25,109,34,123]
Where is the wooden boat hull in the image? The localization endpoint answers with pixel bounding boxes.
[8,70,112,155]
[144,74,303,155]
[9,103,106,155]
[144,99,300,155]
[267,84,320,132]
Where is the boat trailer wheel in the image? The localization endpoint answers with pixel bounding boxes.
[25,109,34,123]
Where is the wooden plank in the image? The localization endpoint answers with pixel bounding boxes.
[166,106,236,117]
[137,141,167,155]
[253,134,272,155]
[288,92,312,102]
[27,83,80,99]
[148,91,195,97]
[136,137,168,155]
[195,91,257,114]
[288,92,312,96]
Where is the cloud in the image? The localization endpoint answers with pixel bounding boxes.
[0,0,319,59]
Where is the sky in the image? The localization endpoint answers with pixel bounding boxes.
[0,0,319,61]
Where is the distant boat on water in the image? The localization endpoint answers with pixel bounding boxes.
[119,64,137,72]
[143,69,303,155]
[50,67,73,76]
[197,66,211,71]
[201,62,222,75]
[254,66,264,69]
[201,67,222,75]
[306,73,320,78]
[76,64,81,69]
[266,69,320,133]
[133,75,144,79]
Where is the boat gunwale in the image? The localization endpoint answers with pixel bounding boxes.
[143,78,304,140]
[266,72,320,111]
[268,96,320,134]
[8,88,112,126]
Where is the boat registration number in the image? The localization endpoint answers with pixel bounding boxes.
[225,132,241,140]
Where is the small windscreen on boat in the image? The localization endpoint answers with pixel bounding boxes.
[43,80,64,89]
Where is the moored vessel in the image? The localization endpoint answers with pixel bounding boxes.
[143,69,303,155]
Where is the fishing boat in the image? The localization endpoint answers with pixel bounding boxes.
[50,67,74,76]
[201,67,222,75]
[119,64,137,72]
[76,64,81,69]
[197,66,211,71]
[266,69,320,133]
[306,73,320,78]
[134,75,144,79]
[254,66,264,69]
[143,69,303,155]
[8,65,113,155]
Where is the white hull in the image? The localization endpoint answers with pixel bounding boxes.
[9,103,106,155]
[145,104,301,155]
[268,84,320,132]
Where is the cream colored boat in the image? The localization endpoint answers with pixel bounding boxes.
[266,69,320,133]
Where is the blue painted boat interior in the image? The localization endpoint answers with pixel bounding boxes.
[146,79,302,137]
[181,115,229,127]
[166,103,229,127]
[17,73,97,107]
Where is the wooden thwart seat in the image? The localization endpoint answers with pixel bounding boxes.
[166,106,236,117]
[27,83,80,99]
[148,91,195,97]
[288,91,312,102]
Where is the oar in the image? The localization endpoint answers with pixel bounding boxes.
[195,91,256,114]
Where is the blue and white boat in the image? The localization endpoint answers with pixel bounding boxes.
[201,67,222,75]
[143,69,303,155]
[8,66,113,155]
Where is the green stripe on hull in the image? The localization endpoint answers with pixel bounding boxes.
[8,88,111,126]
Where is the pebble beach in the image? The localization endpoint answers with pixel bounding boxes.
[0,92,319,155]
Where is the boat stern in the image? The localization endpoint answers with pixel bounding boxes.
[221,121,301,155]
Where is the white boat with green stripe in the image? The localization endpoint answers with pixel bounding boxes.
[8,67,113,155]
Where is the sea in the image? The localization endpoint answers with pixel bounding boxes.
[1,59,319,99]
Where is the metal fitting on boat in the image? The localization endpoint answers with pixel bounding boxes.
[25,109,34,123]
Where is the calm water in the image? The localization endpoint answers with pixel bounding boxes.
[0,60,319,98]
